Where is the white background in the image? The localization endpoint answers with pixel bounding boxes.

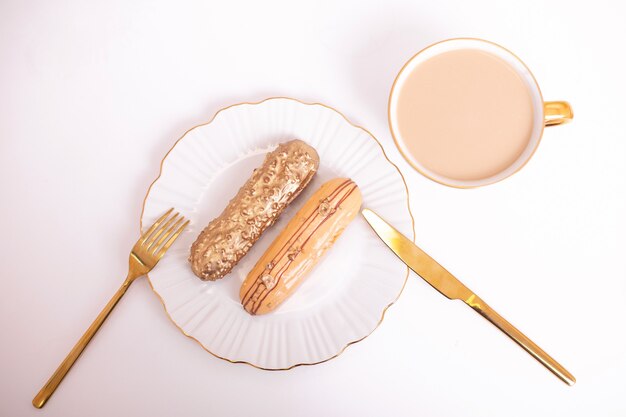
[1,0,625,416]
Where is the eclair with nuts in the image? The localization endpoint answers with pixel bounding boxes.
[189,140,319,281]
[240,178,362,315]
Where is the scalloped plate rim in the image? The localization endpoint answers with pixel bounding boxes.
[140,97,415,370]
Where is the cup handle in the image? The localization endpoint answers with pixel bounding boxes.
[544,101,573,126]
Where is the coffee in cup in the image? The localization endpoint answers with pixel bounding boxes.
[388,38,572,188]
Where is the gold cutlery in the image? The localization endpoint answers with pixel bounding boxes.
[33,208,189,408]
[362,208,575,385]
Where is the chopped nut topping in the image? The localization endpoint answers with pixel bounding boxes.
[260,274,277,290]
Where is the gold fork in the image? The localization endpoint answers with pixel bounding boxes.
[32,208,189,408]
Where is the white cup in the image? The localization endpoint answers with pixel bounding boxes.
[388,38,573,188]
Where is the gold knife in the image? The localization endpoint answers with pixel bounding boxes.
[362,208,575,385]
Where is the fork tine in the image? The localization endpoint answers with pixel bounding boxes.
[145,212,179,249]
[155,220,190,260]
[140,208,174,244]
[150,216,185,254]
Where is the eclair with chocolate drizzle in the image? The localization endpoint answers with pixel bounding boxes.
[240,178,362,315]
[189,140,319,281]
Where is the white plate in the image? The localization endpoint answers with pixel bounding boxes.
[141,98,414,370]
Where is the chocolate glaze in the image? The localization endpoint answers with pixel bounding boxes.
[241,179,361,314]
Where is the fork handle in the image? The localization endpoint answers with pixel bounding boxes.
[32,277,134,408]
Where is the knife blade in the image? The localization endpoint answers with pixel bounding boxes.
[362,208,575,386]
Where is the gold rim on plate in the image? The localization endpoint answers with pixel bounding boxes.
[140,97,415,370]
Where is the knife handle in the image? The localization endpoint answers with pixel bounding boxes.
[466,294,575,386]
